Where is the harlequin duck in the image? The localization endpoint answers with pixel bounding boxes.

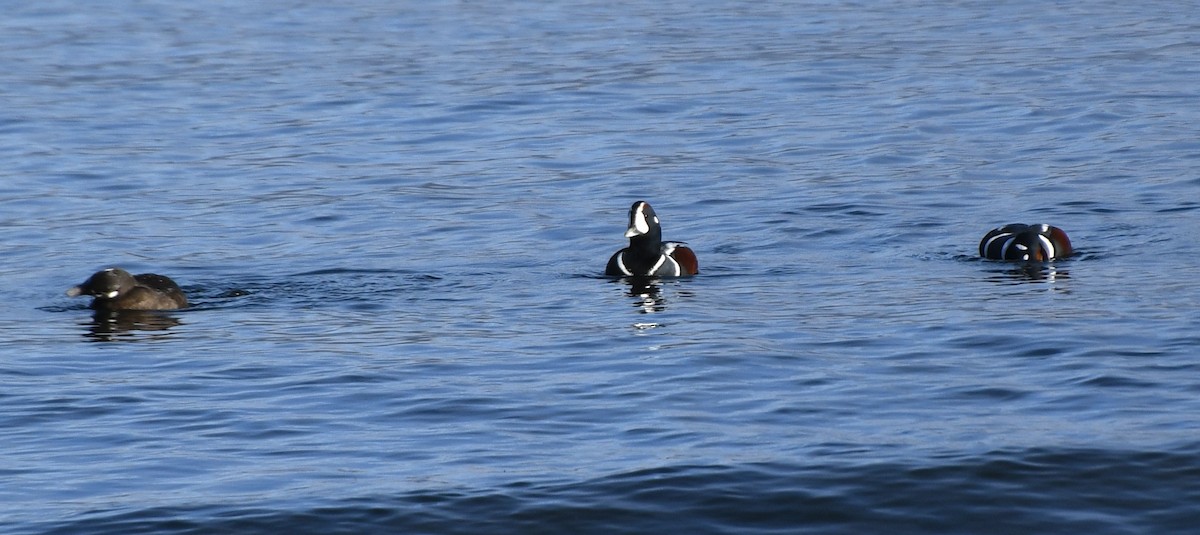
[66,268,188,310]
[606,200,699,277]
[979,224,1073,261]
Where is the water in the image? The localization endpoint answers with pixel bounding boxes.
[3,1,1199,533]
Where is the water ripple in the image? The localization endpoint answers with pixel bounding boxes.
[3,0,1200,533]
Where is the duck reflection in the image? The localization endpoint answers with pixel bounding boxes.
[988,262,1070,284]
[616,276,668,314]
[81,310,183,342]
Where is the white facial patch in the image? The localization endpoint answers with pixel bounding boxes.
[104,290,120,298]
[626,206,651,237]
[632,210,650,234]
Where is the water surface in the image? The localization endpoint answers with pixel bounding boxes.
[2,1,1199,533]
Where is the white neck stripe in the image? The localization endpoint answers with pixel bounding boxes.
[616,252,634,276]
[649,254,666,274]
[1037,235,1055,258]
[999,236,1015,259]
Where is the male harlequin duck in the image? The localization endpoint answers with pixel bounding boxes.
[979,224,1073,261]
[606,200,699,277]
[66,268,188,310]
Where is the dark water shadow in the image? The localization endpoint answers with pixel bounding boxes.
[953,251,1082,285]
[983,262,1071,283]
[31,446,1200,535]
[174,269,441,312]
[80,310,184,343]
[600,275,699,315]
[617,276,667,314]
[52,269,451,342]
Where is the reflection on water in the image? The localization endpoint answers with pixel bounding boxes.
[613,276,697,332]
[5,0,1198,531]
[81,310,183,342]
[616,277,667,315]
[985,262,1071,284]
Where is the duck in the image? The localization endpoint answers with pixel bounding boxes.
[66,268,188,310]
[606,200,699,277]
[979,224,1073,261]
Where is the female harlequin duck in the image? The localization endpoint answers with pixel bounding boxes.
[606,200,699,277]
[979,224,1073,261]
[66,268,188,310]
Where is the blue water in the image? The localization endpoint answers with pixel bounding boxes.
[3,1,1200,533]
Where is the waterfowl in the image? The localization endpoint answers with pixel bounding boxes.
[606,201,699,277]
[979,224,1073,261]
[66,268,188,310]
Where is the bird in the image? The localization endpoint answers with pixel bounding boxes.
[606,200,699,277]
[979,224,1073,261]
[66,268,188,310]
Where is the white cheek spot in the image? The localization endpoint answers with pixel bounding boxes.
[104,290,119,298]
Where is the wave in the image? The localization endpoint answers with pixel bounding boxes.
[23,446,1200,535]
